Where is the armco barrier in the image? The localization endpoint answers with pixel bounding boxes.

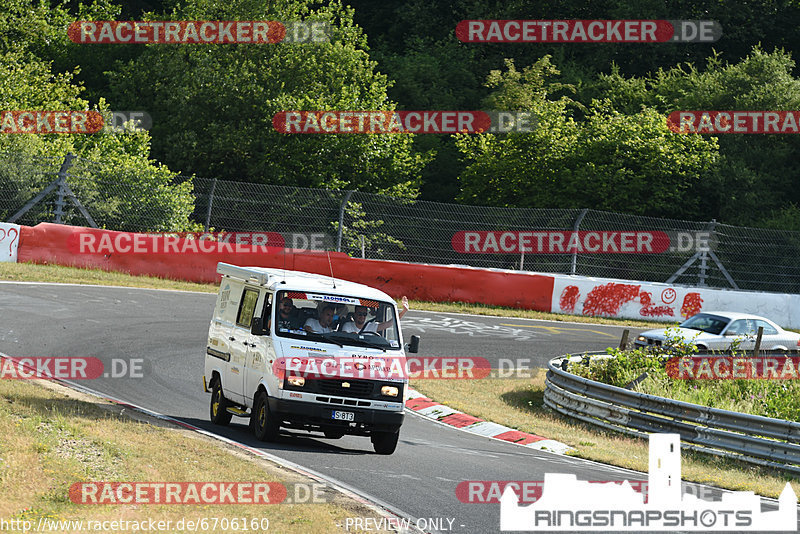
[551,274,800,329]
[544,353,800,475]
[15,223,554,311]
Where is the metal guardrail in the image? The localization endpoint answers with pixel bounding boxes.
[544,352,800,475]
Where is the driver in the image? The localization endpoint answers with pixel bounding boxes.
[272,296,302,331]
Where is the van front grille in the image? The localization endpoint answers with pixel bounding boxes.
[317,379,373,398]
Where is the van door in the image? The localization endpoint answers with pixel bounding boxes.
[208,279,239,387]
[245,292,274,406]
[228,286,260,404]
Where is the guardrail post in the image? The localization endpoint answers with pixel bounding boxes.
[619,329,629,350]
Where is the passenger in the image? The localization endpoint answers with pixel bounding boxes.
[304,304,336,333]
[341,296,410,333]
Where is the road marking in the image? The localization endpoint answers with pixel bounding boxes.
[499,324,618,338]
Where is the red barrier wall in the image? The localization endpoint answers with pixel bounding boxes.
[16,223,554,311]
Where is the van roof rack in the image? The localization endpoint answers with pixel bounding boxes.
[217,262,271,286]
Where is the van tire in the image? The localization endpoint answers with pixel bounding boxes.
[210,381,232,426]
[252,390,279,442]
[371,431,399,455]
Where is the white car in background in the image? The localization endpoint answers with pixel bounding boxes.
[634,311,800,351]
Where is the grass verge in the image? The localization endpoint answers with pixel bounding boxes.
[0,378,392,534]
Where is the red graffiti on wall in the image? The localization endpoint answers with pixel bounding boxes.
[681,292,703,318]
[582,282,641,316]
[559,285,580,313]
[638,291,674,317]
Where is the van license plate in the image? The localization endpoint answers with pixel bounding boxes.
[332,411,354,421]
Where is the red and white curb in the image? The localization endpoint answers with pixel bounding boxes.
[405,388,573,455]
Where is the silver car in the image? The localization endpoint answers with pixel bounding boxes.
[634,311,800,351]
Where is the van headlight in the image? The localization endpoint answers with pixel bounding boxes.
[287,376,305,387]
[381,386,399,397]
[637,336,647,343]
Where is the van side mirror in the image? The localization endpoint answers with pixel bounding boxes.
[405,335,420,353]
[251,317,269,336]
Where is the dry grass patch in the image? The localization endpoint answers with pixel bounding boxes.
[411,372,800,499]
[0,262,216,293]
[0,379,393,533]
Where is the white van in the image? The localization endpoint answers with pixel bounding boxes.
[203,263,418,454]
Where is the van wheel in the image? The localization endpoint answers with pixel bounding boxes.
[210,381,232,426]
[252,390,279,442]
[371,431,399,455]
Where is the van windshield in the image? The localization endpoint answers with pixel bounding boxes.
[273,290,401,350]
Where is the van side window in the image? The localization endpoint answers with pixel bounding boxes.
[236,288,260,328]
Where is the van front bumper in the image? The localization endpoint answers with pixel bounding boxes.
[268,397,404,435]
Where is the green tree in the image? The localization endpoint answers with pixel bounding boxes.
[596,47,800,224]
[108,0,428,197]
[457,58,719,218]
[0,32,195,231]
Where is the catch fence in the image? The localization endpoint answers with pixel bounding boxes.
[3,150,800,294]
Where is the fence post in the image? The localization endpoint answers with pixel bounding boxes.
[53,153,76,224]
[204,177,217,231]
[697,219,715,286]
[570,208,589,275]
[336,190,354,252]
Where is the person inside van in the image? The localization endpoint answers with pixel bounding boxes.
[272,296,302,331]
[304,304,336,333]
[341,296,410,334]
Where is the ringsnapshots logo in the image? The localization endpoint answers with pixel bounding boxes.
[68,20,330,44]
[272,111,535,134]
[456,20,721,43]
[668,111,800,134]
[500,433,797,531]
